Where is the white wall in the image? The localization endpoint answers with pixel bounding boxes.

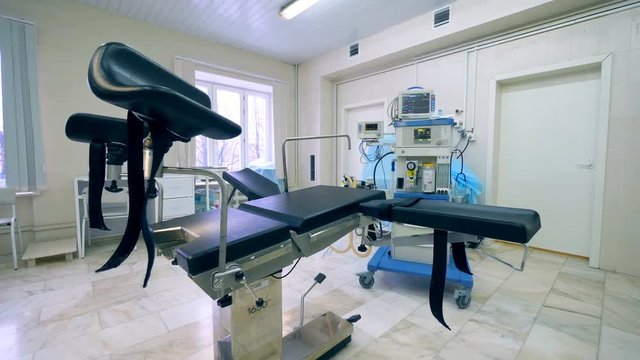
[0,0,295,253]
[300,1,640,276]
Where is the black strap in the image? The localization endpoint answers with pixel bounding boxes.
[451,242,473,275]
[88,142,109,230]
[140,124,172,287]
[429,229,450,330]
[96,112,146,277]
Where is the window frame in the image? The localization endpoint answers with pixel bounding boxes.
[194,79,274,170]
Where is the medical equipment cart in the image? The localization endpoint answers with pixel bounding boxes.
[358,117,473,309]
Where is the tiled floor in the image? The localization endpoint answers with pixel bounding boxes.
[1,238,639,359]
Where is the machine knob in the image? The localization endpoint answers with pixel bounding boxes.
[255,298,265,308]
[104,180,123,193]
[235,271,245,282]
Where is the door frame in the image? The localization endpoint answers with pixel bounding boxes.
[486,54,612,268]
[336,98,388,185]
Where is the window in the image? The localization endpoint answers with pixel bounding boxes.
[0,17,45,191]
[194,75,273,171]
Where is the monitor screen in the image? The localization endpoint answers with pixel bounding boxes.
[401,92,431,115]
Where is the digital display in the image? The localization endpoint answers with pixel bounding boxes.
[402,93,431,115]
[365,123,379,131]
[414,127,431,143]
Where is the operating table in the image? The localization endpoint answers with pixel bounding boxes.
[65,42,541,359]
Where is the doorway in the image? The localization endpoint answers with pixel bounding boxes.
[488,56,611,264]
[338,100,388,182]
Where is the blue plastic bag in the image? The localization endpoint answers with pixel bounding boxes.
[450,158,483,204]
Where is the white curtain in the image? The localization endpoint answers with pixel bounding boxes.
[0,17,45,191]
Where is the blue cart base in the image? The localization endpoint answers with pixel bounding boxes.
[357,246,474,309]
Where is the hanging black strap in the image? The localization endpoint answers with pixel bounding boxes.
[429,229,451,330]
[139,124,172,287]
[96,112,146,276]
[88,142,109,230]
[451,242,473,275]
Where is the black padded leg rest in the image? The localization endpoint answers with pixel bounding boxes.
[151,208,291,277]
[239,186,385,234]
[88,42,241,141]
[223,168,281,200]
[359,199,541,244]
[65,113,148,144]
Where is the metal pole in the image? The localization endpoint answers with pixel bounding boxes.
[163,167,229,272]
[281,134,352,192]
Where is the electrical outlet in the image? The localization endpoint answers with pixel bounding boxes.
[467,133,476,141]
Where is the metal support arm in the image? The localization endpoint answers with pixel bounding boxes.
[281,134,352,192]
[162,167,230,273]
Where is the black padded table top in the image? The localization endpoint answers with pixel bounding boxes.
[66,113,149,144]
[152,208,290,276]
[239,186,386,234]
[359,199,541,244]
[223,168,281,200]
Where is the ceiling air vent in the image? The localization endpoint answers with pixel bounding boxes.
[349,42,359,58]
[433,5,451,28]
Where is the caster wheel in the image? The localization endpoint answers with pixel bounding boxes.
[359,275,375,289]
[456,291,471,309]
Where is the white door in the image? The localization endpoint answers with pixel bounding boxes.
[339,103,388,181]
[496,68,601,257]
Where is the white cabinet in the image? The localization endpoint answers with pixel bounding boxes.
[157,175,195,221]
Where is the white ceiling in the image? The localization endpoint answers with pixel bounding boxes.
[77,0,452,64]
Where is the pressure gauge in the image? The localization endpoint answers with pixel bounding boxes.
[406,162,417,171]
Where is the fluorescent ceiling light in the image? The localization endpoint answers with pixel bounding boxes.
[279,0,320,20]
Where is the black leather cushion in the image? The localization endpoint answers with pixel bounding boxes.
[239,186,385,233]
[88,42,241,141]
[223,168,281,200]
[65,113,149,144]
[153,208,290,276]
[359,199,541,244]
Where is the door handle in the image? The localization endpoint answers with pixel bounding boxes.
[576,160,593,169]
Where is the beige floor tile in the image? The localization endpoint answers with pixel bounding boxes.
[602,293,640,336]
[599,326,640,360]
[544,272,604,318]
[561,257,605,282]
[184,345,213,360]
[535,306,600,344]
[470,273,504,304]
[0,242,621,360]
[471,257,514,281]
[99,299,153,329]
[497,271,554,305]
[470,293,540,338]
[110,318,212,359]
[352,290,422,338]
[435,320,523,360]
[405,301,481,335]
[158,297,213,331]
[516,323,597,360]
[1,283,93,318]
[350,320,442,360]
[0,309,41,337]
[605,271,640,300]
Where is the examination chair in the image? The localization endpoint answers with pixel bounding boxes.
[65,42,541,360]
